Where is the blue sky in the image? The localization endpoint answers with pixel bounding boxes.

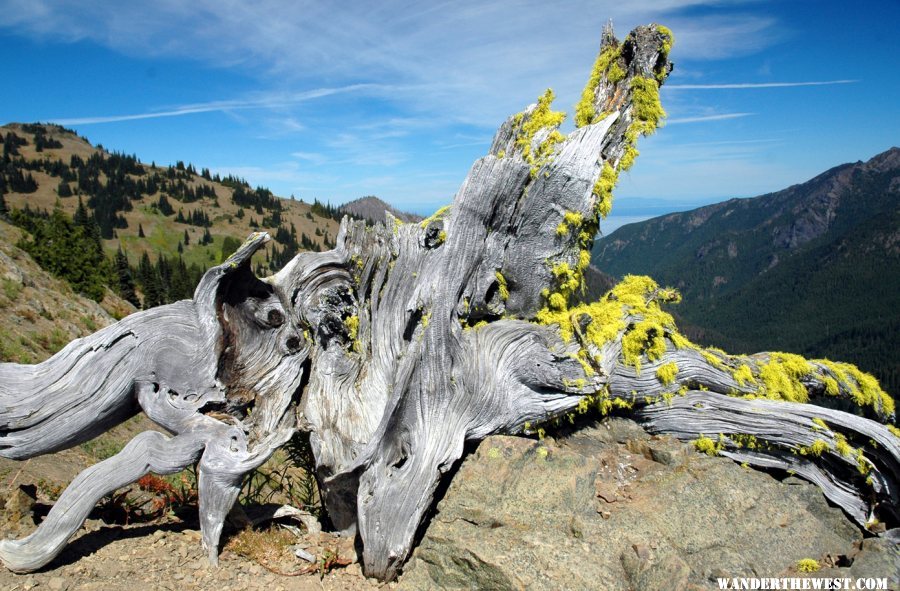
[1,0,898,223]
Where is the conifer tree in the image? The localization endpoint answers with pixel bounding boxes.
[157,194,174,216]
[114,247,140,307]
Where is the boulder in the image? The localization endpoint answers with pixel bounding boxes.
[398,419,876,590]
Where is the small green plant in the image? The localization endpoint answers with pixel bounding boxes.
[36,478,64,501]
[80,436,124,461]
[2,278,22,301]
[81,315,98,332]
[240,432,322,517]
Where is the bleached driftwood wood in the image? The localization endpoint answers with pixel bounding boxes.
[0,22,897,582]
[0,233,309,571]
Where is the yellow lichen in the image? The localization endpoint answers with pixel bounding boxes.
[556,210,584,237]
[419,205,451,229]
[700,350,727,370]
[564,211,584,227]
[799,439,830,457]
[733,364,756,387]
[495,271,510,301]
[856,448,870,475]
[622,319,667,373]
[811,418,829,431]
[578,249,591,271]
[796,559,820,573]
[344,315,359,341]
[515,89,566,175]
[833,433,852,458]
[888,425,900,439]
[607,61,625,83]
[534,275,680,355]
[629,76,666,137]
[657,25,674,56]
[731,434,760,450]
[694,435,723,456]
[817,360,894,417]
[575,44,622,128]
[343,315,360,352]
[593,162,618,219]
[758,353,813,403]
[655,362,678,386]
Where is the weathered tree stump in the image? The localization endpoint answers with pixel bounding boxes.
[1,23,896,581]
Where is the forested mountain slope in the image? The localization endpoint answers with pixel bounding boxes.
[0,122,343,307]
[593,147,900,395]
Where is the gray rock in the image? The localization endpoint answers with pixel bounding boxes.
[398,425,871,591]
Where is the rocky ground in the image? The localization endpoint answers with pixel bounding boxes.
[2,418,897,590]
[398,418,899,591]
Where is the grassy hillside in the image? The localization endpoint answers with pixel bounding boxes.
[592,147,900,396]
[0,123,341,289]
[0,217,133,363]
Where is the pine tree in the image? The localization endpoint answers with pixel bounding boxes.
[137,252,161,309]
[138,223,145,238]
[157,194,174,216]
[16,206,110,301]
[114,247,140,307]
[73,196,90,228]
[183,229,190,245]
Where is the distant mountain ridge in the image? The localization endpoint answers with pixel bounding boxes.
[340,195,423,224]
[592,147,900,396]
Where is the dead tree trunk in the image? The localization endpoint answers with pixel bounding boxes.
[0,23,897,582]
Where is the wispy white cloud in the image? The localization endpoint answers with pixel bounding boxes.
[290,151,327,165]
[666,80,858,90]
[667,112,753,124]
[1,0,788,127]
[50,84,384,125]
